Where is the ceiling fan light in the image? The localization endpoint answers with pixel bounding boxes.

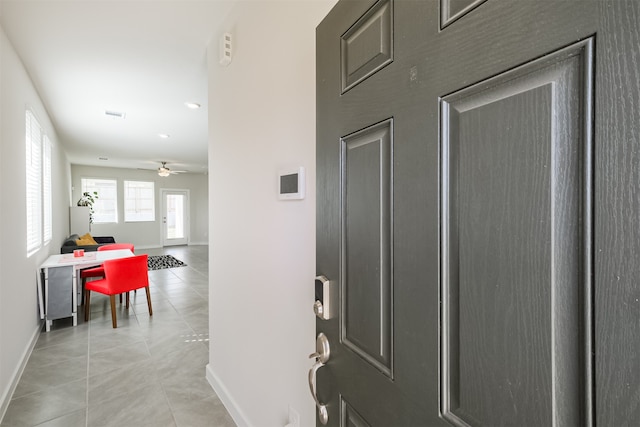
[158,170,170,177]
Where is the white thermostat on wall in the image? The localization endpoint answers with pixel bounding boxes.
[278,167,305,200]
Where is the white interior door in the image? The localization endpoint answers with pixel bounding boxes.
[161,189,189,246]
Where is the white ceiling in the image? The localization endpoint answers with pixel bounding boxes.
[0,0,235,174]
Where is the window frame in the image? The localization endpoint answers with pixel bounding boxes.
[26,110,52,256]
[81,178,118,224]
[43,135,52,243]
[124,180,156,222]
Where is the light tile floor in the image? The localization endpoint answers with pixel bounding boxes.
[1,245,235,427]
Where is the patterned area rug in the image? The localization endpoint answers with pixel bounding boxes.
[147,255,187,270]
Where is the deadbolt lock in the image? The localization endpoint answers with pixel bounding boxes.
[314,275,335,320]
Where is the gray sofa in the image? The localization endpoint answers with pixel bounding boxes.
[60,234,116,254]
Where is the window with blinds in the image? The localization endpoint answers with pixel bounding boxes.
[43,136,52,243]
[81,178,118,223]
[124,180,155,222]
[25,110,52,256]
[26,111,42,254]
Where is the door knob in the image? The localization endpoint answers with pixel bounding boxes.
[308,333,330,425]
[309,331,330,363]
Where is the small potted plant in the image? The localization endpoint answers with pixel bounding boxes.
[77,191,98,224]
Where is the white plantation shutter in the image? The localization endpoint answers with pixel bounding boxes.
[26,110,42,254]
[43,135,52,243]
[25,111,53,255]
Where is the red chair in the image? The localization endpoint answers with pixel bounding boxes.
[80,243,135,303]
[84,254,152,328]
[80,243,135,281]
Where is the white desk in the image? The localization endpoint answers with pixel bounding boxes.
[37,249,134,331]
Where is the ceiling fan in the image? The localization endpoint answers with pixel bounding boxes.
[157,162,186,177]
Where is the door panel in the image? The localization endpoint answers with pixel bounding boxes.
[342,398,372,427]
[317,0,640,426]
[441,0,487,28]
[340,0,393,93]
[342,120,393,376]
[441,40,593,426]
[318,2,440,424]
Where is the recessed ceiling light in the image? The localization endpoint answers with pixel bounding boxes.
[184,102,201,109]
[158,133,170,139]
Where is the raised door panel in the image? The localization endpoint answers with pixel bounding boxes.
[441,40,594,426]
[342,398,372,427]
[341,119,393,377]
[440,0,487,28]
[341,0,393,93]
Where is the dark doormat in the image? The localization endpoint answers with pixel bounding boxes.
[147,255,187,270]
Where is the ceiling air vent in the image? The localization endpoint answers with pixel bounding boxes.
[105,110,126,119]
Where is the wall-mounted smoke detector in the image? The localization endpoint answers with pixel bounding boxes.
[220,32,232,66]
[105,110,126,120]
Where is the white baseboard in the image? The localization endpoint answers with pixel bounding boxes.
[134,245,162,250]
[0,323,41,423]
[135,243,208,250]
[206,363,251,427]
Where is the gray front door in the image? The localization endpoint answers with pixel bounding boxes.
[316,0,640,426]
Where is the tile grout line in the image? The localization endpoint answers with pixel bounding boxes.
[143,264,195,427]
[146,334,180,427]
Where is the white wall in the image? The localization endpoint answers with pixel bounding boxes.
[0,25,72,418]
[207,1,337,426]
[71,165,208,247]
